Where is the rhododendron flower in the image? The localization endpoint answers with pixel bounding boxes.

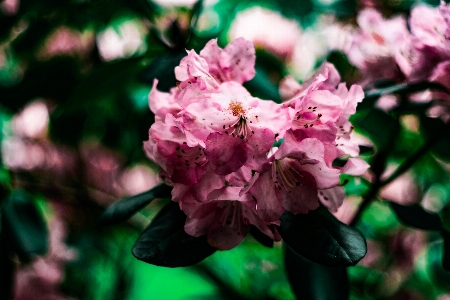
[396,2,450,81]
[184,186,280,250]
[144,38,367,250]
[346,8,409,83]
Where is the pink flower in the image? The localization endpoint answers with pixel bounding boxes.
[346,8,409,83]
[396,2,450,81]
[184,186,281,250]
[144,38,366,250]
[174,38,256,92]
[183,81,290,173]
[281,63,365,158]
[148,80,182,122]
[251,137,340,215]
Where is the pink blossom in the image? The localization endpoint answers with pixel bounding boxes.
[346,8,409,83]
[396,2,450,81]
[144,39,366,250]
[174,38,256,91]
[148,80,182,122]
[281,63,364,158]
[184,186,280,250]
[253,137,339,215]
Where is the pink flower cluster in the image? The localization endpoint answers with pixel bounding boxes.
[144,38,368,250]
[348,1,450,85]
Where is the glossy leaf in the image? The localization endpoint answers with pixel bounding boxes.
[132,202,216,267]
[285,245,349,300]
[420,115,450,161]
[100,183,172,226]
[2,190,48,261]
[351,108,399,151]
[244,66,281,103]
[390,202,442,231]
[278,206,367,267]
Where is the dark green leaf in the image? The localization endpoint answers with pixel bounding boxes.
[442,230,450,271]
[139,53,185,92]
[186,0,203,44]
[327,51,356,83]
[390,202,442,230]
[244,67,281,103]
[351,108,399,151]
[278,206,367,267]
[420,115,450,161]
[100,183,172,226]
[249,226,273,248]
[285,245,349,300]
[132,202,216,267]
[358,145,374,155]
[2,190,48,261]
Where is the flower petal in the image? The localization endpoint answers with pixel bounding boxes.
[205,133,248,175]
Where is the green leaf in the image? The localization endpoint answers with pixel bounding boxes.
[327,51,356,83]
[390,202,442,231]
[352,108,399,151]
[100,184,172,226]
[132,202,216,267]
[285,246,349,300]
[1,190,48,261]
[420,115,450,161]
[244,66,281,103]
[185,0,203,44]
[278,206,367,267]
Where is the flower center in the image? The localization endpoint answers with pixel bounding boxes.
[223,99,255,140]
[228,100,246,116]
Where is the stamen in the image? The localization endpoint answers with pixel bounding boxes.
[296,113,322,128]
[224,116,254,139]
[336,126,354,138]
[272,158,306,190]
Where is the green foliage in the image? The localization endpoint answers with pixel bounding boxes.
[100,184,172,226]
[279,206,367,267]
[1,190,48,261]
[132,202,216,267]
[390,202,442,231]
